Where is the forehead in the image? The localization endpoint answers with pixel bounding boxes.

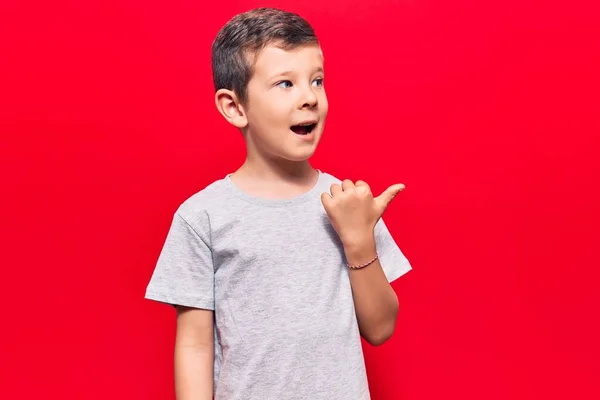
[251,44,324,79]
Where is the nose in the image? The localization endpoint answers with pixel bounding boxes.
[299,85,318,109]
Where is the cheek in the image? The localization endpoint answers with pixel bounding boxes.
[320,95,329,115]
[247,102,272,125]
[247,102,288,131]
[264,103,291,127]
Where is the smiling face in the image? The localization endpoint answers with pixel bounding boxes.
[241,43,328,163]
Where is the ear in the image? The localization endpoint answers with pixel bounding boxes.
[215,89,248,129]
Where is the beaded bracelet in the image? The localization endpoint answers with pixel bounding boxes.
[347,253,379,269]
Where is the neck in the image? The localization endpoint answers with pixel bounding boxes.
[236,149,316,184]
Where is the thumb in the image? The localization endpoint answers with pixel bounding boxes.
[374,184,405,214]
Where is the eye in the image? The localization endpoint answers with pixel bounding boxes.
[312,77,324,87]
[276,80,293,89]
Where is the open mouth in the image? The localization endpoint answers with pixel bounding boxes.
[290,123,317,135]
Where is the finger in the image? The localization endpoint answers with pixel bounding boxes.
[341,179,355,191]
[355,180,371,194]
[374,183,405,213]
[330,183,343,197]
[321,191,333,208]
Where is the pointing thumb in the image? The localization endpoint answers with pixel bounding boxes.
[375,183,405,214]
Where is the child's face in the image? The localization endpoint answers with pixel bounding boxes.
[243,43,328,162]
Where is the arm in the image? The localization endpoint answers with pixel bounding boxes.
[174,306,214,400]
[344,237,399,346]
[321,179,406,346]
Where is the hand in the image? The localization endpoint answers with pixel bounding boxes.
[321,180,405,247]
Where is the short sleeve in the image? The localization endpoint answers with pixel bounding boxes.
[374,218,412,282]
[145,211,215,310]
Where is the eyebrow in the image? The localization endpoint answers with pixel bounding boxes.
[269,67,324,80]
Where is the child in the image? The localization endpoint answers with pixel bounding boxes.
[145,7,412,400]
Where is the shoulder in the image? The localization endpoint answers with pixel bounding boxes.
[173,177,231,226]
[318,170,343,185]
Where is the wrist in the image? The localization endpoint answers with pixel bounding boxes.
[343,235,377,264]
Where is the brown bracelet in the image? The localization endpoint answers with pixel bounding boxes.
[347,253,379,269]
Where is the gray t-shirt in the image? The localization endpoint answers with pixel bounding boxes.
[145,170,411,399]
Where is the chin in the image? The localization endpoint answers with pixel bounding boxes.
[283,151,316,163]
[285,144,320,162]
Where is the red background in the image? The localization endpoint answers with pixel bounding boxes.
[1,0,599,399]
